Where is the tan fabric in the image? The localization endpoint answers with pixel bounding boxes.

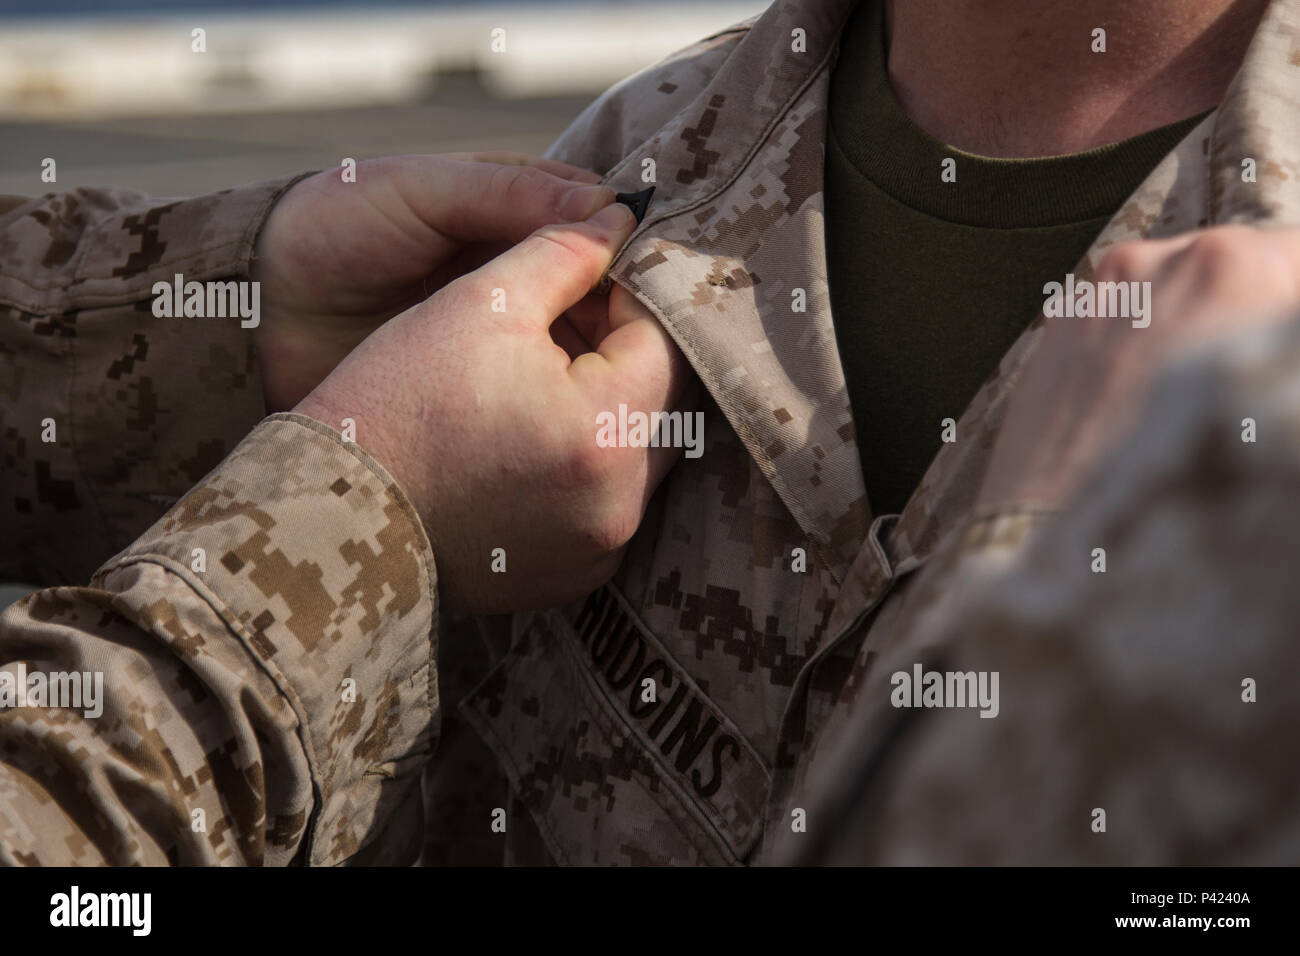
[1,179,439,865]
[457,0,1300,865]
[1,415,438,865]
[777,313,1300,864]
[3,0,1300,865]
[0,178,308,585]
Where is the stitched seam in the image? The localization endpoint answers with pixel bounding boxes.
[613,275,844,583]
[608,7,847,263]
[269,413,440,718]
[461,704,574,866]
[604,30,852,580]
[97,553,323,804]
[96,415,439,861]
[2,174,313,314]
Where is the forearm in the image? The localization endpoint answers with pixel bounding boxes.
[0,176,307,584]
[0,415,439,865]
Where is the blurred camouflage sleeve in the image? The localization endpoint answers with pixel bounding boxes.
[793,316,1300,865]
[0,413,439,865]
[544,23,751,174]
[0,176,308,586]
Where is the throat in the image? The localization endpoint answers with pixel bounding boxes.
[883,0,1269,157]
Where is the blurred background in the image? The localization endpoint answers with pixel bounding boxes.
[0,0,767,196]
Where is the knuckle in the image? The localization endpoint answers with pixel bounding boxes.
[1186,227,1252,270]
[1094,241,1147,280]
[561,428,618,488]
[495,163,560,206]
[486,162,527,199]
[529,225,598,265]
[550,433,639,552]
[580,500,639,556]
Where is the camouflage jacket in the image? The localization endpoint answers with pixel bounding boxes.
[3,0,1299,866]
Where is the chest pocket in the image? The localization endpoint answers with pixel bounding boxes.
[459,584,771,865]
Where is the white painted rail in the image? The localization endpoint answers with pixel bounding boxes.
[0,3,765,118]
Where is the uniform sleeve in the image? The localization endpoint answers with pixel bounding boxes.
[543,25,750,174]
[0,176,309,587]
[793,315,1300,865]
[0,413,439,866]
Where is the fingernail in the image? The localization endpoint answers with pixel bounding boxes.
[560,184,614,221]
[589,201,637,231]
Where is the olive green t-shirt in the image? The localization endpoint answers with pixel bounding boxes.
[826,1,1208,516]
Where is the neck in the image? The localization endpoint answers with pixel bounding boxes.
[884,0,1269,157]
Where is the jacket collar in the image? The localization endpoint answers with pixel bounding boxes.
[884,0,1300,585]
[1210,0,1300,225]
[605,0,864,584]
[603,0,1300,589]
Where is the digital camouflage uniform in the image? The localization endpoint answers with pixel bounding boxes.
[2,0,1299,865]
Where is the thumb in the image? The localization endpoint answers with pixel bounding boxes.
[469,202,638,330]
[570,285,694,415]
[395,155,613,248]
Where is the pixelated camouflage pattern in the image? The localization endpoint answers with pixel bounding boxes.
[416,612,549,865]
[763,0,1300,863]
[1,415,438,864]
[777,314,1300,864]
[4,0,1300,866]
[1,176,308,585]
[451,0,1300,864]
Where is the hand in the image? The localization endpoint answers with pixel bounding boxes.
[979,225,1300,510]
[295,203,700,615]
[251,152,614,412]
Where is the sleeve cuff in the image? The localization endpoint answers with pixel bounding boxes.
[94,412,439,864]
